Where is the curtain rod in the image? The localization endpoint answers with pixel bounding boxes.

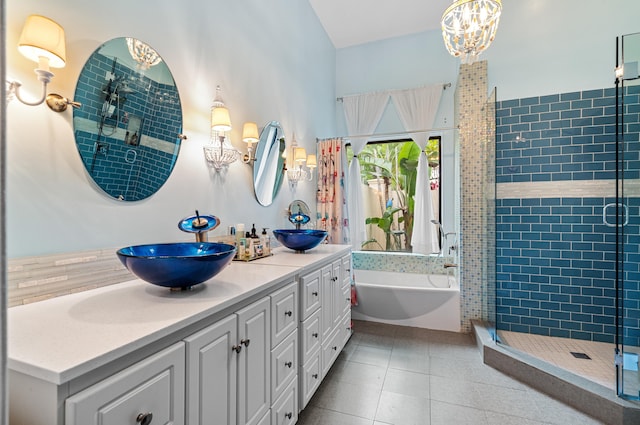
[336,82,452,102]
[320,125,460,142]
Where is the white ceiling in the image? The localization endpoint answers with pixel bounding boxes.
[308,0,454,49]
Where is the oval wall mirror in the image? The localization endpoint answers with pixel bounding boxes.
[72,37,183,201]
[253,121,286,206]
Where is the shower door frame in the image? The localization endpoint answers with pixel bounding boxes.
[615,32,640,401]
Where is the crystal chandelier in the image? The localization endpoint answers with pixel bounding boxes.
[441,0,502,64]
[126,38,162,71]
[204,86,240,171]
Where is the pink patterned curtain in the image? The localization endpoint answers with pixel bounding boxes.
[316,138,349,244]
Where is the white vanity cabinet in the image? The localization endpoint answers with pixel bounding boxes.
[8,245,351,425]
[297,253,353,410]
[184,295,271,425]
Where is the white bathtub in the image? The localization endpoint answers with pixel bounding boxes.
[351,269,460,332]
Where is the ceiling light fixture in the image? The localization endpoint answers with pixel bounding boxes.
[441,0,502,64]
[126,37,162,71]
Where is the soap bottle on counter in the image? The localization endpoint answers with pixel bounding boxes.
[261,228,270,256]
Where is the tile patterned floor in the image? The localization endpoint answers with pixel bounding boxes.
[297,320,604,425]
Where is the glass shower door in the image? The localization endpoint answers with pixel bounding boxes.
[616,32,640,400]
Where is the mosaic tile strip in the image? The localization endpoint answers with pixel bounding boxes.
[352,251,455,275]
[458,61,493,333]
[8,248,133,307]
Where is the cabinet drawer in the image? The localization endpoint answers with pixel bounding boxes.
[300,308,321,362]
[271,378,298,425]
[300,348,321,409]
[341,255,352,289]
[340,283,351,317]
[271,329,298,403]
[300,268,321,319]
[271,281,298,348]
[321,327,341,377]
[340,311,353,348]
[65,342,185,425]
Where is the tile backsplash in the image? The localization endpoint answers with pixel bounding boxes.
[7,248,132,307]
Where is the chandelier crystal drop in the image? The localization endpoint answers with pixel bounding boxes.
[441,0,502,64]
[204,137,240,171]
[126,38,163,71]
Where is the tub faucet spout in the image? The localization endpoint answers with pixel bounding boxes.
[443,263,458,269]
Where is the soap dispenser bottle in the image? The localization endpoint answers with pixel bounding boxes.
[261,228,270,256]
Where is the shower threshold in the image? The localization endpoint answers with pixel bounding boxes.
[472,321,640,425]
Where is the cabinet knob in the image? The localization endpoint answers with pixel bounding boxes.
[312,291,318,296]
[333,346,338,351]
[346,297,351,301]
[136,412,153,425]
[241,338,251,347]
[332,276,338,282]
[312,373,318,379]
[346,268,351,272]
[285,412,293,420]
[232,345,242,353]
[312,332,318,338]
[284,311,293,317]
[285,361,293,368]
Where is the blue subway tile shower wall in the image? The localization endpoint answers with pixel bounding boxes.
[496,87,640,347]
[496,197,617,342]
[496,89,618,183]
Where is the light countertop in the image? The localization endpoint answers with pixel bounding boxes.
[8,244,351,385]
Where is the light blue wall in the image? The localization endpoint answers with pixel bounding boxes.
[5,0,336,257]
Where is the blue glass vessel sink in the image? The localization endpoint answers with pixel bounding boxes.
[117,242,236,289]
[272,229,328,252]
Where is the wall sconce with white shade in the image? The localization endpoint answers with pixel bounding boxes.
[203,86,240,171]
[285,134,316,187]
[242,121,259,164]
[6,14,80,111]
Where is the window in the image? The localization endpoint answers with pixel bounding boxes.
[346,137,441,252]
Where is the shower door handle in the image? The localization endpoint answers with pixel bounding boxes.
[603,203,629,227]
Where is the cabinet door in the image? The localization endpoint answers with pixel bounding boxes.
[65,342,185,425]
[320,264,335,340]
[184,315,237,425]
[300,268,321,319]
[237,296,271,425]
[271,280,298,348]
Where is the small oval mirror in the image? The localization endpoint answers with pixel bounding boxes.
[73,37,183,201]
[253,121,286,206]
